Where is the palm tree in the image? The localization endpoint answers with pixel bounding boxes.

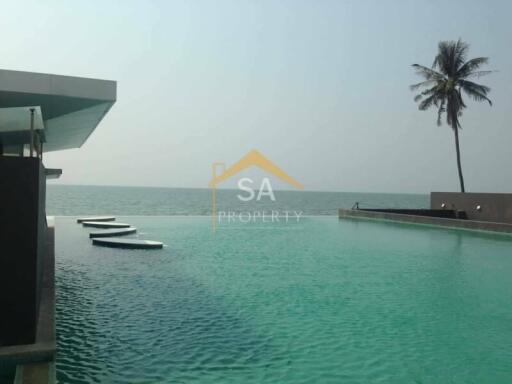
[411,39,493,192]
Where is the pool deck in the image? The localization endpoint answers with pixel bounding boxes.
[339,208,512,234]
[0,223,55,383]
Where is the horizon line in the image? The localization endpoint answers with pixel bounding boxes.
[46,183,430,195]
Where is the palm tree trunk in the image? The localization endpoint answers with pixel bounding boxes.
[453,125,465,193]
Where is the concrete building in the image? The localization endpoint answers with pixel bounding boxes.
[0,69,116,384]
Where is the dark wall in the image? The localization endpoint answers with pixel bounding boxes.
[359,209,457,219]
[0,157,46,346]
[431,192,512,224]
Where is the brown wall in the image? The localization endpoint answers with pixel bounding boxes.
[431,192,512,224]
[0,157,46,346]
[339,208,512,234]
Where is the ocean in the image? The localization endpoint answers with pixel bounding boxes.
[46,185,429,216]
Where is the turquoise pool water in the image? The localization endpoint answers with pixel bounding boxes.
[56,217,512,383]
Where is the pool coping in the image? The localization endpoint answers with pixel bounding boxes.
[339,208,512,235]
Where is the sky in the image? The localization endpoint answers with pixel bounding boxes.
[1,0,511,193]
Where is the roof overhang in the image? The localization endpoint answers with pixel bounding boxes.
[45,168,63,179]
[0,69,116,152]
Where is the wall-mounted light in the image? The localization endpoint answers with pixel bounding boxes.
[441,203,446,209]
[476,205,482,212]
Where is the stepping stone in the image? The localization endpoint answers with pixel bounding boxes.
[92,238,164,249]
[82,221,131,229]
[77,216,116,223]
[89,227,137,238]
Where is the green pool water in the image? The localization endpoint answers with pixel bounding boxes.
[56,217,512,383]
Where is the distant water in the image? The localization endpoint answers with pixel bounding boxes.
[46,185,428,216]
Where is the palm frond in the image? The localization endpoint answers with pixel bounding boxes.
[453,39,469,71]
[460,80,492,105]
[459,80,491,94]
[432,41,449,71]
[422,85,442,96]
[411,64,445,81]
[457,57,489,78]
[413,83,444,104]
[410,79,437,91]
[464,70,495,79]
[433,39,468,76]
[418,94,441,111]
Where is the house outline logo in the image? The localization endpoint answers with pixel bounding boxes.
[209,149,304,232]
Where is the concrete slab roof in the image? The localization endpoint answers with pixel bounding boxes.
[0,69,116,152]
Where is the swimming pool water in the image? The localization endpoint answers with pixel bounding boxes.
[56,217,512,383]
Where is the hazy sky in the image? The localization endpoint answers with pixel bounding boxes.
[2,0,511,193]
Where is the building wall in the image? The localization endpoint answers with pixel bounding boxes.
[0,157,46,346]
[431,192,512,224]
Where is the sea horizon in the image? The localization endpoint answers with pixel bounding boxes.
[48,183,431,195]
[46,184,429,217]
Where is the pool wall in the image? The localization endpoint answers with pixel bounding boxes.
[431,192,512,223]
[339,208,512,234]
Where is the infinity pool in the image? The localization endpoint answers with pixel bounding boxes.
[56,217,512,383]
